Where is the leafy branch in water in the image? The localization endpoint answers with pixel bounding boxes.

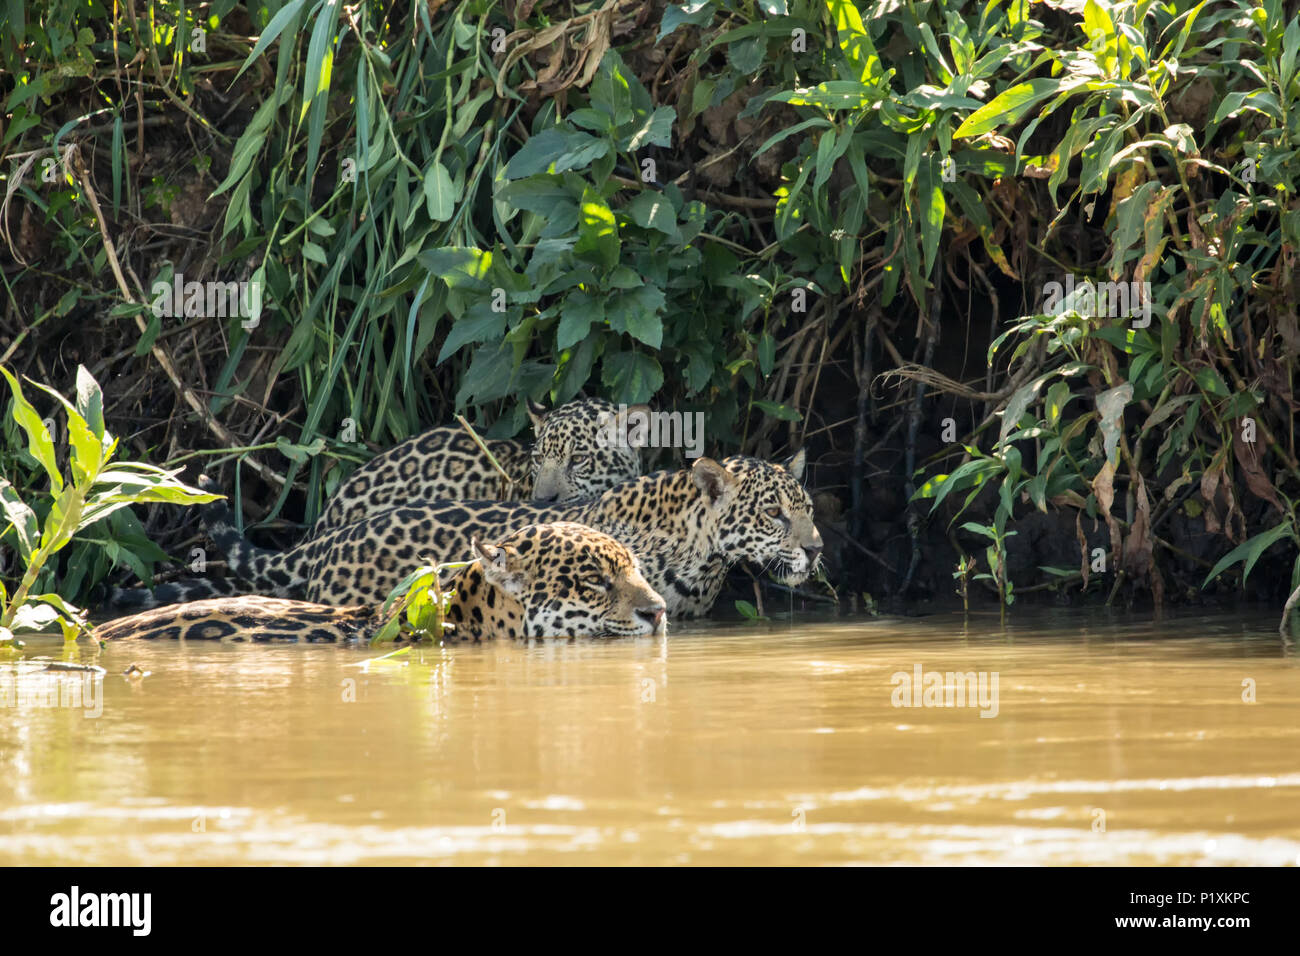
[0,366,217,639]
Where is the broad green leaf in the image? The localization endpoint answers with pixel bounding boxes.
[1044,380,1071,430]
[607,286,666,348]
[1,367,62,491]
[0,477,38,563]
[916,155,945,280]
[954,79,1064,139]
[39,484,84,555]
[556,293,605,351]
[1193,366,1229,397]
[73,365,105,439]
[626,192,678,236]
[602,351,663,405]
[437,305,509,363]
[624,106,675,151]
[423,161,457,221]
[505,129,609,180]
[9,601,62,634]
[574,188,620,271]
[1203,520,1295,588]
[659,1,715,41]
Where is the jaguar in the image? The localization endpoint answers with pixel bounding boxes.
[97,524,666,641]
[307,397,646,536]
[111,454,821,619]
[92,598,380,643]
[444,521,667,640]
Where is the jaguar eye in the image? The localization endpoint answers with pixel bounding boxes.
[765,506,783,518]
[571,453,591,467]
[585,575,609,591]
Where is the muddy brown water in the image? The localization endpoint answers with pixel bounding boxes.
[1,608,1297,865]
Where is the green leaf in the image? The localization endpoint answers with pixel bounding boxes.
[556,293,605,350]
[39,484,84,556]
[423,161,457,221]
[916,154,945,280]
[0,477,38,563]
[606,286,665,348]
[211,85,291,197]
[1193,366,1229,397]
[33,380,104,485]
[603,351,663,405]
[954,79,1065,140]
[727,36,766,74]
[998,375,1049,447]
[752,400,802,422]
[758,334,775,376]
[418,246,493,288]
[1,367,62,491]
[921,456,1003,512]
[624,106,676,151]
[1044,380,1071,430]
[590,54,636,126]
[301,0,341,129]
[505,129,610,180]
[275,436,326,462]
[753,117,834,160]
[1202,520,1295,588]
[456,343,518,407]
[233,0,307,82]
[659,1,715,41]
[73,365,105,439]
[437,305,509,363]
[497,179,579,233]
[134,311,161,356]
[626,191,678,236]
[9,602,62,634]
[574,188,620,271]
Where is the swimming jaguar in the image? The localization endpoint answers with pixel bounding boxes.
[96,523,666,641]
[110,454,821,619]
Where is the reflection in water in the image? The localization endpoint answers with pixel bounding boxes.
[1,608,1298,864]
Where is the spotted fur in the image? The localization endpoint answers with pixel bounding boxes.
[92,597,380,643]
[111,454,821,618]
[444,522,666,640]
[98,525,665,641]
[309,398,642,536]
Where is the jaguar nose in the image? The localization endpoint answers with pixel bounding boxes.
[531,470,563,503]
[636,603,667,632]
[803,545,822,567]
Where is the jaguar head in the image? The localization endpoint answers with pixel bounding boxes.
[472,522,667,638]
[716,451,823,585]
[528,398,645,503]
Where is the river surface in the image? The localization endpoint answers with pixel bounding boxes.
[2,608,1297,865]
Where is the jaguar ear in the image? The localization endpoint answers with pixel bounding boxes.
[526,397,549,430]
[783,448,807,481]
[691,457,738,508]
[473,537,528,596]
